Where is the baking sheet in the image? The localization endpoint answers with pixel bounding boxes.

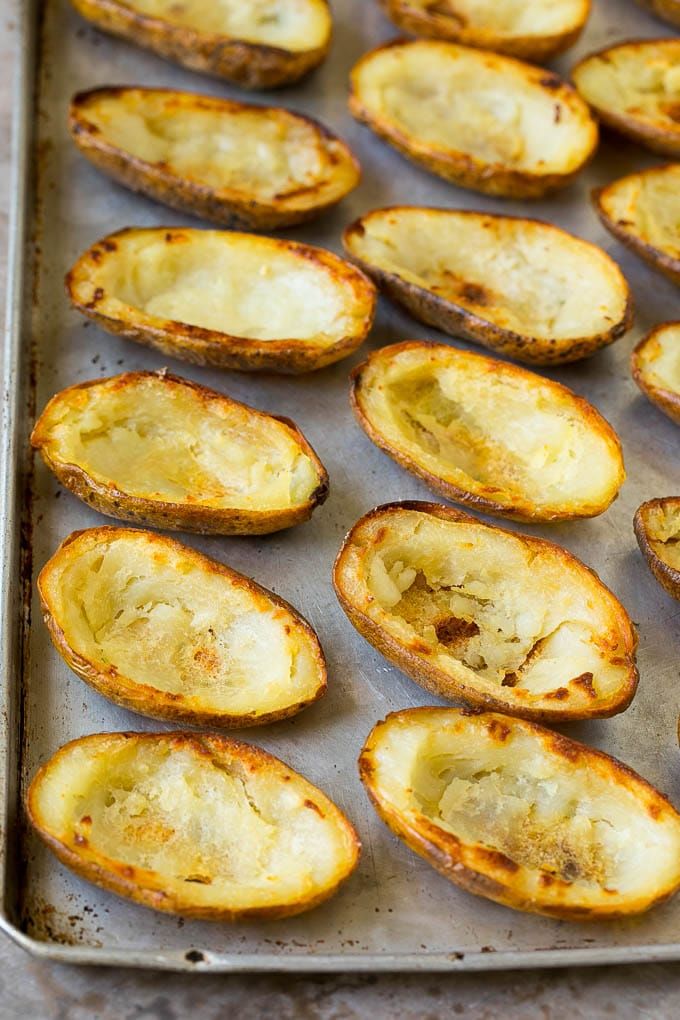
[1,0,680,972]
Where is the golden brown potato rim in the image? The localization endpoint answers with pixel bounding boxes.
[634,497,680,601]
[631,322,680,425]
[636,0,680,28]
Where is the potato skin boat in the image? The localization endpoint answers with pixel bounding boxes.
[634,498,680,601]
[631,323,680,426]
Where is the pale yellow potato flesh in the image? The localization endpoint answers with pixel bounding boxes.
[393,0,586,36]
[598,165,680,264]
[636,323,680,400]
[644,502,680,572]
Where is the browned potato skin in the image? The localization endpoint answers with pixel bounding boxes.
[27,731,361,921]
[631,325,680,425]
[30,372,329,535]
[69,88,360,231]
[637,0,680,28]
[70,0,331,89]
[593,171,680,287]
[38,527,328,727]
[343,209,633,366]
[377,0,591,63]
[634,498,680,601]
[349,42,598,200]
[334,501,639,721]
[359,707,680,921]
[66,229,377,375]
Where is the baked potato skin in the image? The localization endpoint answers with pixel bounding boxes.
[69,89,360,231]
[66,228,377,375]
[631,325,680,426]
[38,527,328,727]
[634,498,680,601]
[377,0,591,63]
[359,707,680,920]
[27,731,361,921]
[636,0,680,27]
[334,501,638,721]
[343,209,633,367]
[30,372,329,535]
[70,0,332,89]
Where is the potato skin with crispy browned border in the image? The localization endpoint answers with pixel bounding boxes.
[634,498,680,601]
[632,323,680,426]
[359,707,680,920]
[70,0,332,89]
[27,731,360,921]
[636,0,680,27]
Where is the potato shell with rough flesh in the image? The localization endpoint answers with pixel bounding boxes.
[359,707,680,919]
[27,731,360,920]
[343,207,632,366]
[634,497,680,601]
[631,322,680,425]
[30,371,328,535]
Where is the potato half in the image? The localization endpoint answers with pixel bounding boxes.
[632,322,680,425]
[593,164,680,287]
[70,0,332,89]
[69,88,360,230]
[350,342,625,522]
[636,0,680,28]
[349,40,597,199]
[377,0,590,63]
[66,228,376,374]
[343,207,631,366]
[27,731,360,920]
[30,372,328,535]
[634,497,680,601]
[335,503,637,720]
[573,40,680,158]
[359,708,680,919]
[39,527,327,726]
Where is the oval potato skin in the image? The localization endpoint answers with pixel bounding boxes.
[349,40,598,199]
[593,165,680,287]
[70,0,332,89]
[573,40,680,158]
[69,87,360,230]
[27,731,360,921]
[634,497,680,601]
[377,0,591,63]
[359,708,680,920]
[334,502,638,721]
[632,323,680,425]
[39,527,327,727]
[30,371,329,535]
[343,207,632,366]
[66,228,377,374]
[350,341,625,523]
[636,0,680,27]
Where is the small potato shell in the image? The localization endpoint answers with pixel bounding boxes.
[593,164,680,287]
[572,40,680,158]
[30,371,329,535]
[27,731,360,920]
[349,39,598,199]
[631,322,680,425]
[334,502,638,721]
[350,341,625,523]
[377,0,591,63]
[636,0,680,27]
[70,0,332,89]
[343,207,632,366]
[359,708,680,920]
[66,228,376,374]
[634,497,680,601]
[69,87,360,230]
[39,527,327,727]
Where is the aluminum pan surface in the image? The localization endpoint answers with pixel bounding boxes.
[2,0,680,971]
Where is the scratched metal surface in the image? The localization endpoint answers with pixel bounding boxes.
[1,0,680,972]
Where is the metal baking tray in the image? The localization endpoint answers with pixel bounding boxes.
[2,0,680,973]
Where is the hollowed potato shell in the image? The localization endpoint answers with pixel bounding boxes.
[593,164,680,287]
[632,322,680,425]
[573,40,680,158]
[334,502,638,721]
[69,87,360,230]
[70,0,332,89]
[39,527,327,727]
[634,497,680,601]
[377,0,591,63]
[66,228,376,374]
[349,40,598,199]
[343,207,631,366]
[30,371,328,535]
[350,341,625,522]
[27,731,360,920]
[359,707,680,919]
[636,0,680,28]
